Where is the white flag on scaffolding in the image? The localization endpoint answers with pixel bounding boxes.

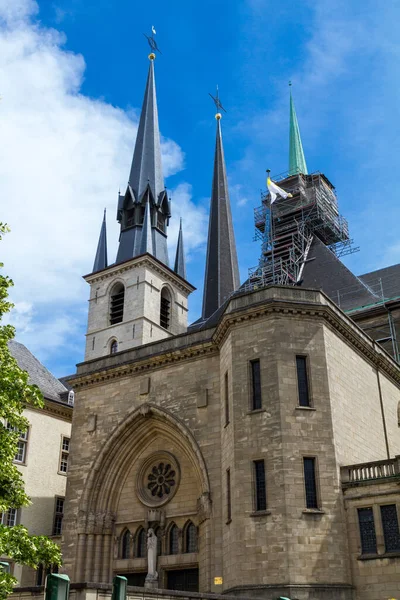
[267,176,293,204]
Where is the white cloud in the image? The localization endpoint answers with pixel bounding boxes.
[0,0,205,365]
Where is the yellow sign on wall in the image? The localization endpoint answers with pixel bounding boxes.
[214,577,223,585]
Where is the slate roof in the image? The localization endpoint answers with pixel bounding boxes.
[93,209,108,273]
[202,118,240,320]
[359,264,400,302]
[8,340,68,402]
[300,236,377,311]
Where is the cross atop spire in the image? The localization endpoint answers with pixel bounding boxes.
[289,83,308,176]
[202,110,240,320]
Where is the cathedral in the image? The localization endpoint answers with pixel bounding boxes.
[61,47,400,600]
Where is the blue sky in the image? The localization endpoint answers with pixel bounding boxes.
[1,0,400,377]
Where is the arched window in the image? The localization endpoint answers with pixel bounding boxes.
[110,340,118,354]
[160,288,171,330]
[137,527,146,558]
[185,521,197,553]
[110,283,125,325]
[154,526,163,556]
[169,524,179,555]
[121,529,131,559]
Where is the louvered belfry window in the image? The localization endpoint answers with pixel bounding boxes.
[160,288,171,329]
[358,507,377,554]
[381,504,400,553]
[110,284,125,325]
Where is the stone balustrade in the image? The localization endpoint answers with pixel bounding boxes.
[341,455,400,484]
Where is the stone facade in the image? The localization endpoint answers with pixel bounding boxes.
[84,255,194,361]
[341,458,400,600]
[62,285,400,600]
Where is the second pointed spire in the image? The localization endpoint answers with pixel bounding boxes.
[289,86,308,176]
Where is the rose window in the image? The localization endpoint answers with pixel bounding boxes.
[147,463,176,498]
[137,452,180,507]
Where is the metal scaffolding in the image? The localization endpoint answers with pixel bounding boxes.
[248,171,358,290]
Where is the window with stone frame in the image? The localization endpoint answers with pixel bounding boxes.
[6,422,29,464]
[303,457,319,509]
[52,497,65,535]
[253,459,267,512]
[357,507,377,555]
[184,521,197,553]
[160,288,171,330]
[58,436,70,474]
[121,529,131,559]
[169,524,179,555]
[224,371,230,426]
[110,283,125,325]
[110,339,118,354]
[296,355,311,407]
[380,504,400,553]
[0,508,18,527]
[136,527,146,558]
[250,359,262,410]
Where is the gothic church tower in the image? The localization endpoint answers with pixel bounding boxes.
[84,53,194,361]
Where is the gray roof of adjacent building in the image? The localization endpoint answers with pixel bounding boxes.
[8,340,69,403]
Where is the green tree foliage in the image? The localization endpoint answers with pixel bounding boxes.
[0,224,62,597]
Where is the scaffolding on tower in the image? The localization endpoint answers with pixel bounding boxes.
[245,171,359,291]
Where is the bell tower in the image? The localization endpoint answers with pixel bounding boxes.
[84,51,194,361]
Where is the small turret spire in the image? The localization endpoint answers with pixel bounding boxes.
[93,209,108,272]
[202,108,240,320]
[140,195,153,255]
[174,218,186,280]
[289,83,308,176]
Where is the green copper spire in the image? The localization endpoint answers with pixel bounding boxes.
[289,85,308,176]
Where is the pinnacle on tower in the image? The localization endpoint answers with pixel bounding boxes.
[92,209,108,272]
[174,218,186,280]
[139,196,153,255]
[289,85,308,176]
[116,53,170,266]
[202,112,240,320]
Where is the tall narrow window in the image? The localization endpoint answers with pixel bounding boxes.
[185,522,197,553]
[250,360,262,410]
[296,356,310,407]
[137,528,146,558]
[121,530,131,559]
[59,436,70,474]
[253,460,267,511]
[303,457,319,509]
[160,288,171,329]
[0,509,17,527]
[110,284,125,325]
[381,504,400,553]
[110,340,118,354]
[169,524,179,555]
[226,469,232,523]
[7,423,29,463]
[52,497,64,535]
[224,371,230,425]
[358,508,377,554]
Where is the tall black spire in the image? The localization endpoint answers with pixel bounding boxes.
[93,209,108,272]
[116,53,170,266]
[174,218,186,280]
[202,114,240,319]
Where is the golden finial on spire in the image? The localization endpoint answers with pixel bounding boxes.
[148,53,156,60]
[215,113,222,120]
